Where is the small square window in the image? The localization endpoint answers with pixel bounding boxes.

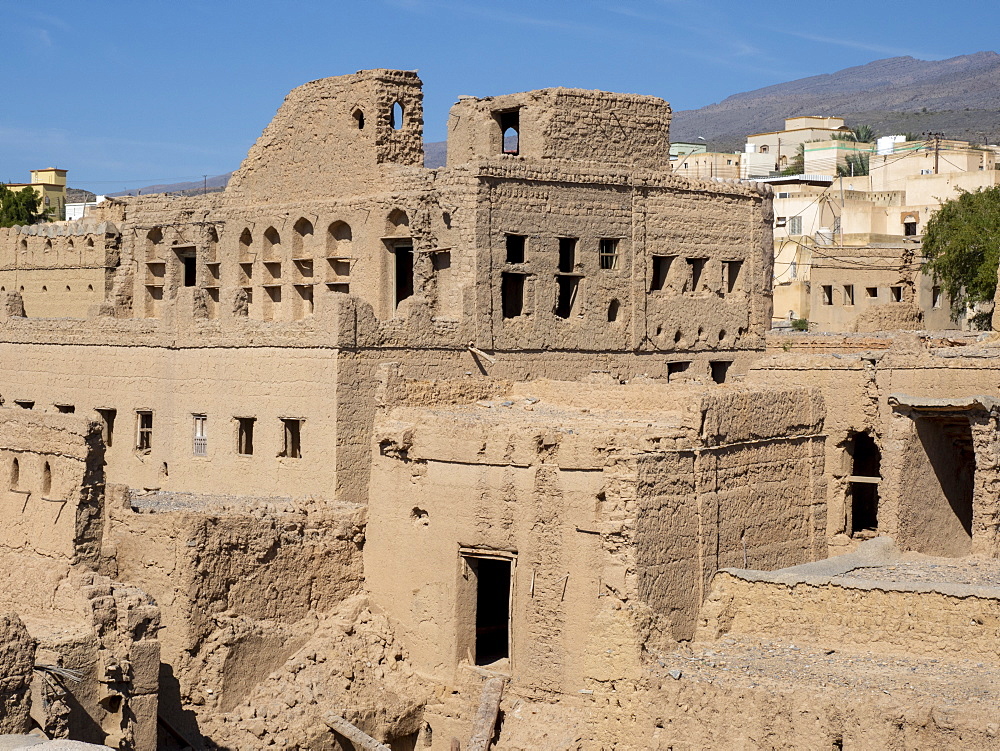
[599,239,619,270]
[890,286,902,302]
[866,287,878,298]
[505,234,526,264]
[821,285,833,306]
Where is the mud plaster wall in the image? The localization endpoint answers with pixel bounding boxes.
[102,491,365,718]
[0,223,120,319]
[748,348,1000,553]
[634,387,826,642]
[0,612,35,734]
[366,383,827,693]
[446,88,672,170]
[699,571,1000,662]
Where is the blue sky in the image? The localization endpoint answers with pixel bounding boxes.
[1,0,993,193]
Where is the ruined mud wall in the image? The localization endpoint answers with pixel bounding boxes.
[699,569,1000,661]
[0,222,121,319]
[226,69,425,203]
[446,88,672,170]
[102,490,365,738]
[0,613,35,734]
[366,381,827,701]
[633,387,826,642]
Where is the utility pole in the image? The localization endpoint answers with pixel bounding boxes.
[203,175,208,195]
[924,132,944,174]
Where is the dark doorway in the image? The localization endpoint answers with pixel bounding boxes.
[901,413,974,556]
[848,432,880,534]
[181,255,197,287]
[394,246,414,307]
[472,557,511,665]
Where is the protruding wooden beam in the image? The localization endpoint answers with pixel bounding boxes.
[466,676,507,751]
[324,714,392,751]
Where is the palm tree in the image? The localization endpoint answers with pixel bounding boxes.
[832,124,877,143]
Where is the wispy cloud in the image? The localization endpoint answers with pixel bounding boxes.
[772,28,939,60]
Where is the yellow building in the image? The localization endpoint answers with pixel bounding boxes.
[4,168,67,221]
[746,116,854,172]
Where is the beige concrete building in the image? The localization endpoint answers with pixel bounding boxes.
[4,168,68,221]
[746,116,853,173]
[2,71,1000,750]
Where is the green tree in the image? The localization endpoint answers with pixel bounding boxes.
[833,124,876,143]
[836,151,870,177]
[0,184,49,227]
[781,143,805,175]
[921,186,1000,327]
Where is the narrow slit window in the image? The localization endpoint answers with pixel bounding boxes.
[237,417,255,456]
[932,286,942,308]
[97,408,116,449]
[41,462,51,496]
[501,273,525,318]
[280,418,302,459]
[505,234,526,264]
[193,414,207,456]
[687,257,707,292]
[10,458,19,490]
[558,238,577,272]
[136,411,153,452]
[55,404,75,414]
[394,245,414,308]
[181,255,197,287]
[650,255,672,292]
[554,276,579,319]
[599,238,619,270]
[724,260,742,294]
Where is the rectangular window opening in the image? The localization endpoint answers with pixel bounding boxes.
[866,287,878,299]
[136,411,153,452]
[788,216,803,236]
[14,400,34,410]
[497,109,520,155]
[932,286,942,309]
[55,404,75,414]
[193,414,207,456]
[724,260,742,295]
[468,556,511,666]
[650,255,672,292]
[280,418,302,459]
[394,245,414,307]
[844,285,855,306]
[181,254,197,287]
[557,237,577,273]
[501,273,525,318]
[97,408,116,449]
[904,221,918,236]
[599,238,619,270]
[505,234,526,264]
[890,286,902,302]
[237,417,255,456]
[821,285,833,305]
[667,361,690,382]
[710,361,732,384]
[687,257,707,292]
[554,276,580,319]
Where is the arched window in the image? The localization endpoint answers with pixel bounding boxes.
[263,227,281,259]
[759,145,769,153]
[327,221,352,255]
[146,228,163,260]
[292,218,313,258]
[391,102,404,130]
[18,239,27,252]
[386,209,409,235]
[607,299,620,322]
[353,109,365,130]
[10,458,19,490]
[239,228,253,261]
[41,462,51,495]
[43,239,52,252]
[86,237,95,249]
